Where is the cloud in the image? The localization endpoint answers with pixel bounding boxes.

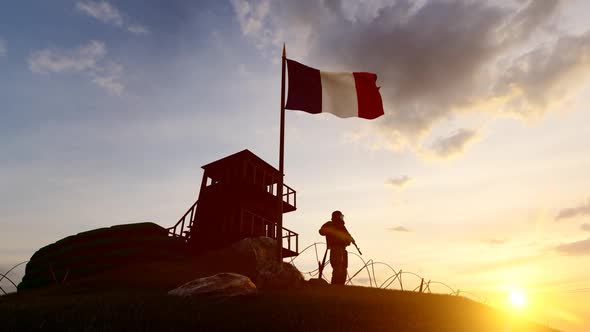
[555,238,590,256]
[0,39,6,57]
[459,254,543,274]
[482,238,507,245]
[76,1,149,35]
[232,0,590,154]
[495,31,590,117]
[28,40,106,73]
[231,0,270,36]
[127,24,149,35]
[28,40,124,95]
[76,0,123,26]
[427,128,478,158]
[386,175,411,188]
[91,62,124,95]
[352,277,371,286]
[388,226,411,232]
[555,198,590,221]
[582,224,590,232]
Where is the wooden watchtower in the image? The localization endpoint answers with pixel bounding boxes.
[167,150,298,257]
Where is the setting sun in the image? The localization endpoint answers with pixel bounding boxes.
[508,289,527,310]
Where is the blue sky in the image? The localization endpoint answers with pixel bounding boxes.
[2,1,590,330]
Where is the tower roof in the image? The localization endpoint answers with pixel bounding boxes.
[201,149,282,182]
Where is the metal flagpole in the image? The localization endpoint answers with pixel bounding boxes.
[277,44,286,262]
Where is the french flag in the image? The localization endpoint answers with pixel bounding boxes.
[285,59,384,120]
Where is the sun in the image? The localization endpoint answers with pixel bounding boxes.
[508,288,527,310]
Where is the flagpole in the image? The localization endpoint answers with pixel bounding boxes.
[277,44,286,262]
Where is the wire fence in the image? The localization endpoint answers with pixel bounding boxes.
[3,243,590,299]
[289,242,489,304]
[0,243,497,303]
[0,261,28,295]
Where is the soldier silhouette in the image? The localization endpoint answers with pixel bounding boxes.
[319,210,355,285]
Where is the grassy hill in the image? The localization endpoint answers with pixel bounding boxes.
[0,271,557,332]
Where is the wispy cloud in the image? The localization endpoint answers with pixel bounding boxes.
[388,226,411,232]
[28,40,106,73]
[76,1,149,35]
[76,0,123,26]
[231,0,270,36]
[353,277,371,286]
[127,24,149,35]
[581,223,590,232]
[427,128,478,158]
[459,254,543,273]
[28,40,124,95]
[91,62,124,95]
[555,198,590,221]
[386,175,412,188]
[482,238,507,246]
[0,38,6,57]
[555,238,590,256]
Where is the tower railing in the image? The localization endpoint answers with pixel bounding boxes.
[240,209,298,254]
[266,183,297,209]
[166,200,198,241]
[282,183,296,208]
[281,225,298,254]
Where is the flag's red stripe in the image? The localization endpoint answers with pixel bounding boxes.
[353,72,384,119]
[285,59,322,114]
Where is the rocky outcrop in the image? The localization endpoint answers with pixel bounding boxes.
[168,273,256,297]
[256,261,304,289]
[230,236,277,272]
[20,232,303,293]
[306,278,330,287]
[226,237,304,289]
[19,222,189,291]
[188,236,304,290]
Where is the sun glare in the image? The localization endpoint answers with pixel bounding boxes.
[508,288,527,310]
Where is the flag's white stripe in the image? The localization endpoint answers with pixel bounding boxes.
[320,71,358,118]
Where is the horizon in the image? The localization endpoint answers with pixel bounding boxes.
[1,1,590,331]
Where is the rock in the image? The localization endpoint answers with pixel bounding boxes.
[257,262,304,290]
[229,237,303,289]
[166,237,303,291]
[19,222,188,291]
[168,273,256,297]
[306,278,329,287]
[230,236,278,271]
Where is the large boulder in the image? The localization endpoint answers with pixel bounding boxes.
[228,237,304,289]
[230,237,277,272]
[19,222,189,291]
[306,278,330,287]
[256,261,305,289]
[193,237,304,290]
[168,273,256,297]
[19,234,304,293]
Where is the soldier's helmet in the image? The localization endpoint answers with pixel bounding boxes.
[331,210,344,221]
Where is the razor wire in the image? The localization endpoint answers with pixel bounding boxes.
[289,242,489,304]
[4,246,589,300]
[0,261,28,295]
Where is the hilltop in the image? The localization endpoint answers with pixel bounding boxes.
[1,276,557,332]
[4,232,559,332]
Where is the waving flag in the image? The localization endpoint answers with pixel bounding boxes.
[274,46,385,261]
[285,59,384,120]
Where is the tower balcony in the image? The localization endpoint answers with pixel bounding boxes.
[265,182,296,213]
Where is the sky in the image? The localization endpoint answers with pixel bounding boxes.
[1,0,590,330]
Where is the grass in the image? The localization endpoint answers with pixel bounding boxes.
[0,277,558,332]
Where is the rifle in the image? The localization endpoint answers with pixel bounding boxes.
[352,241,362,255]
